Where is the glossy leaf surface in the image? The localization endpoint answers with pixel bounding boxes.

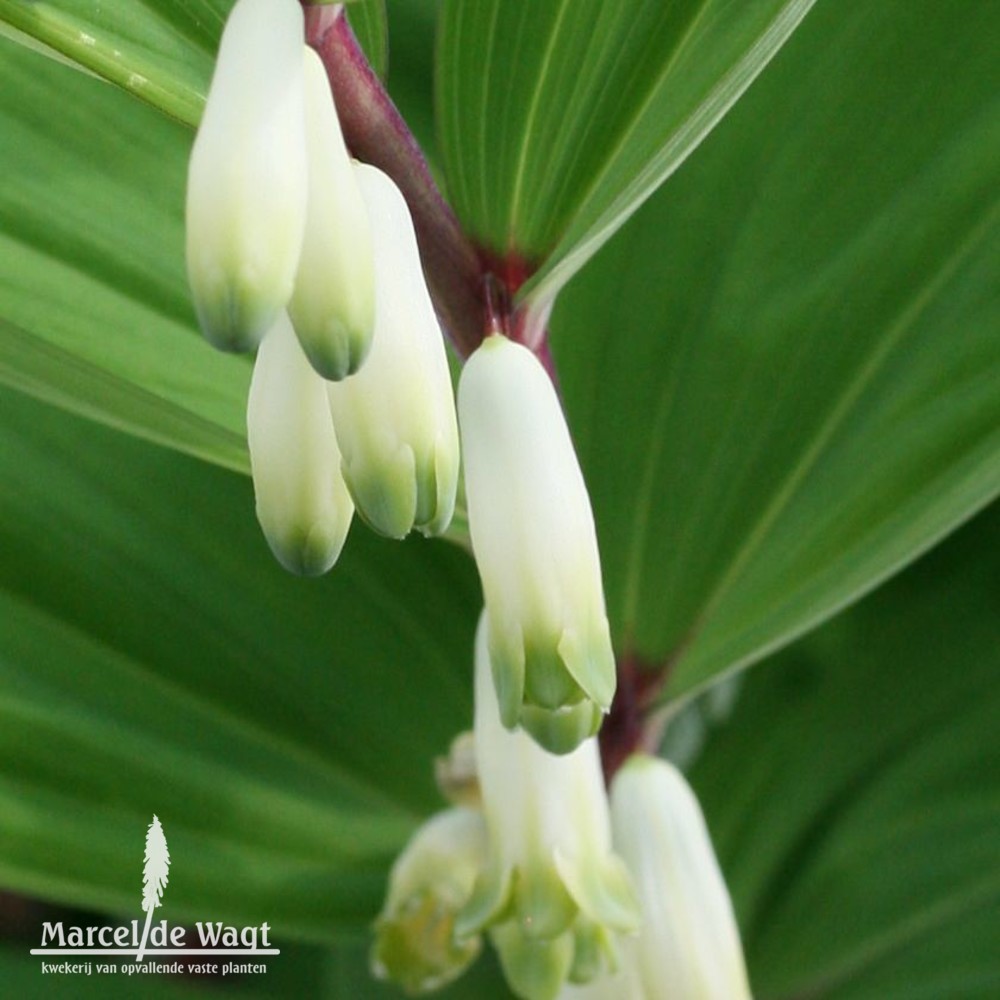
[552,0,1000,695]
[691,505,1000,997]
[0,0,387,124]
[438,0,816,303]
[0,389,480,939]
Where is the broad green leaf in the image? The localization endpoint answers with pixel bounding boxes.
[0,0,226,125]
[689,503,1000,998]
[437,0,816,305]
[0,388,481,940]
[551,0,1000,697]
[0,0,387,125]
[383,0,437,158]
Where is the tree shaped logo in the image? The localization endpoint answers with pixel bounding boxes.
[136,815,170,961]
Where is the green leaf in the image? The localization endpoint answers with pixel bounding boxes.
[0,0,226,126]
[689,503,1000,998]
[0,38,250,472]
[0,0,387,126]
[382,0,437,158]
[551,0,1000,696]
[0,387,481,939]
[346,1,389,83]
[437,0,816,304]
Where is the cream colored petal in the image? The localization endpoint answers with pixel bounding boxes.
[458,334,615,752]
[460,614,638,996]
[288,49,375,380]
[186,0,307,352]
[611,756,752,1000]
[326,163,459,539]
[247,312,353,575]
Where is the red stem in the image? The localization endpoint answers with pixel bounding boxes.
[599,653,670,784]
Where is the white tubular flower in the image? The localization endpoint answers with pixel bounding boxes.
[610,756,752,1000]
[371,807,489,995]
[287,49,375,380]
[247,312,353,575]
[186,0,307,352]
[457,615,639,1000]
[457,334,616,754]
[326,163,459,539]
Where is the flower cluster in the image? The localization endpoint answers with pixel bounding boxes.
[187,0,458,577]
[188,0,615,752]
[373,617,751,999]
[187,3,751,998]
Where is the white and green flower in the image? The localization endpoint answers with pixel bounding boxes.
[246,311,353,575]
[458,335,616,754]
[185,0,307,352]
[371,806,489,995]
[287,48,375,381]
[326,163,459,540]
[610,755,752,1000]
[456,613,639,1000]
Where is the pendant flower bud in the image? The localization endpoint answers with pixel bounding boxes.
[610,756,752,1000]
[371,806,489,995]
[326,163,459,539]
[247,311,353,575]
[456,615,639,1000]
[185,0,307,352]
[457,335,616,754]
[287,49,375,380]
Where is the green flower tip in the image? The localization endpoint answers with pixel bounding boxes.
[371,890,482,995]
[518,700,604,756]
[489,626,612,755]
[372,807,489,994]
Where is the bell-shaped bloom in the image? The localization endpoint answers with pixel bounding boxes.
[371,806,489,995]
[456,614,639,1000]
[186,0,307,352]
[457,334,616,754]
[287,49,375,380]
[327,163,459,539]
[247,312,353,575]
[610,756,752,1000]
